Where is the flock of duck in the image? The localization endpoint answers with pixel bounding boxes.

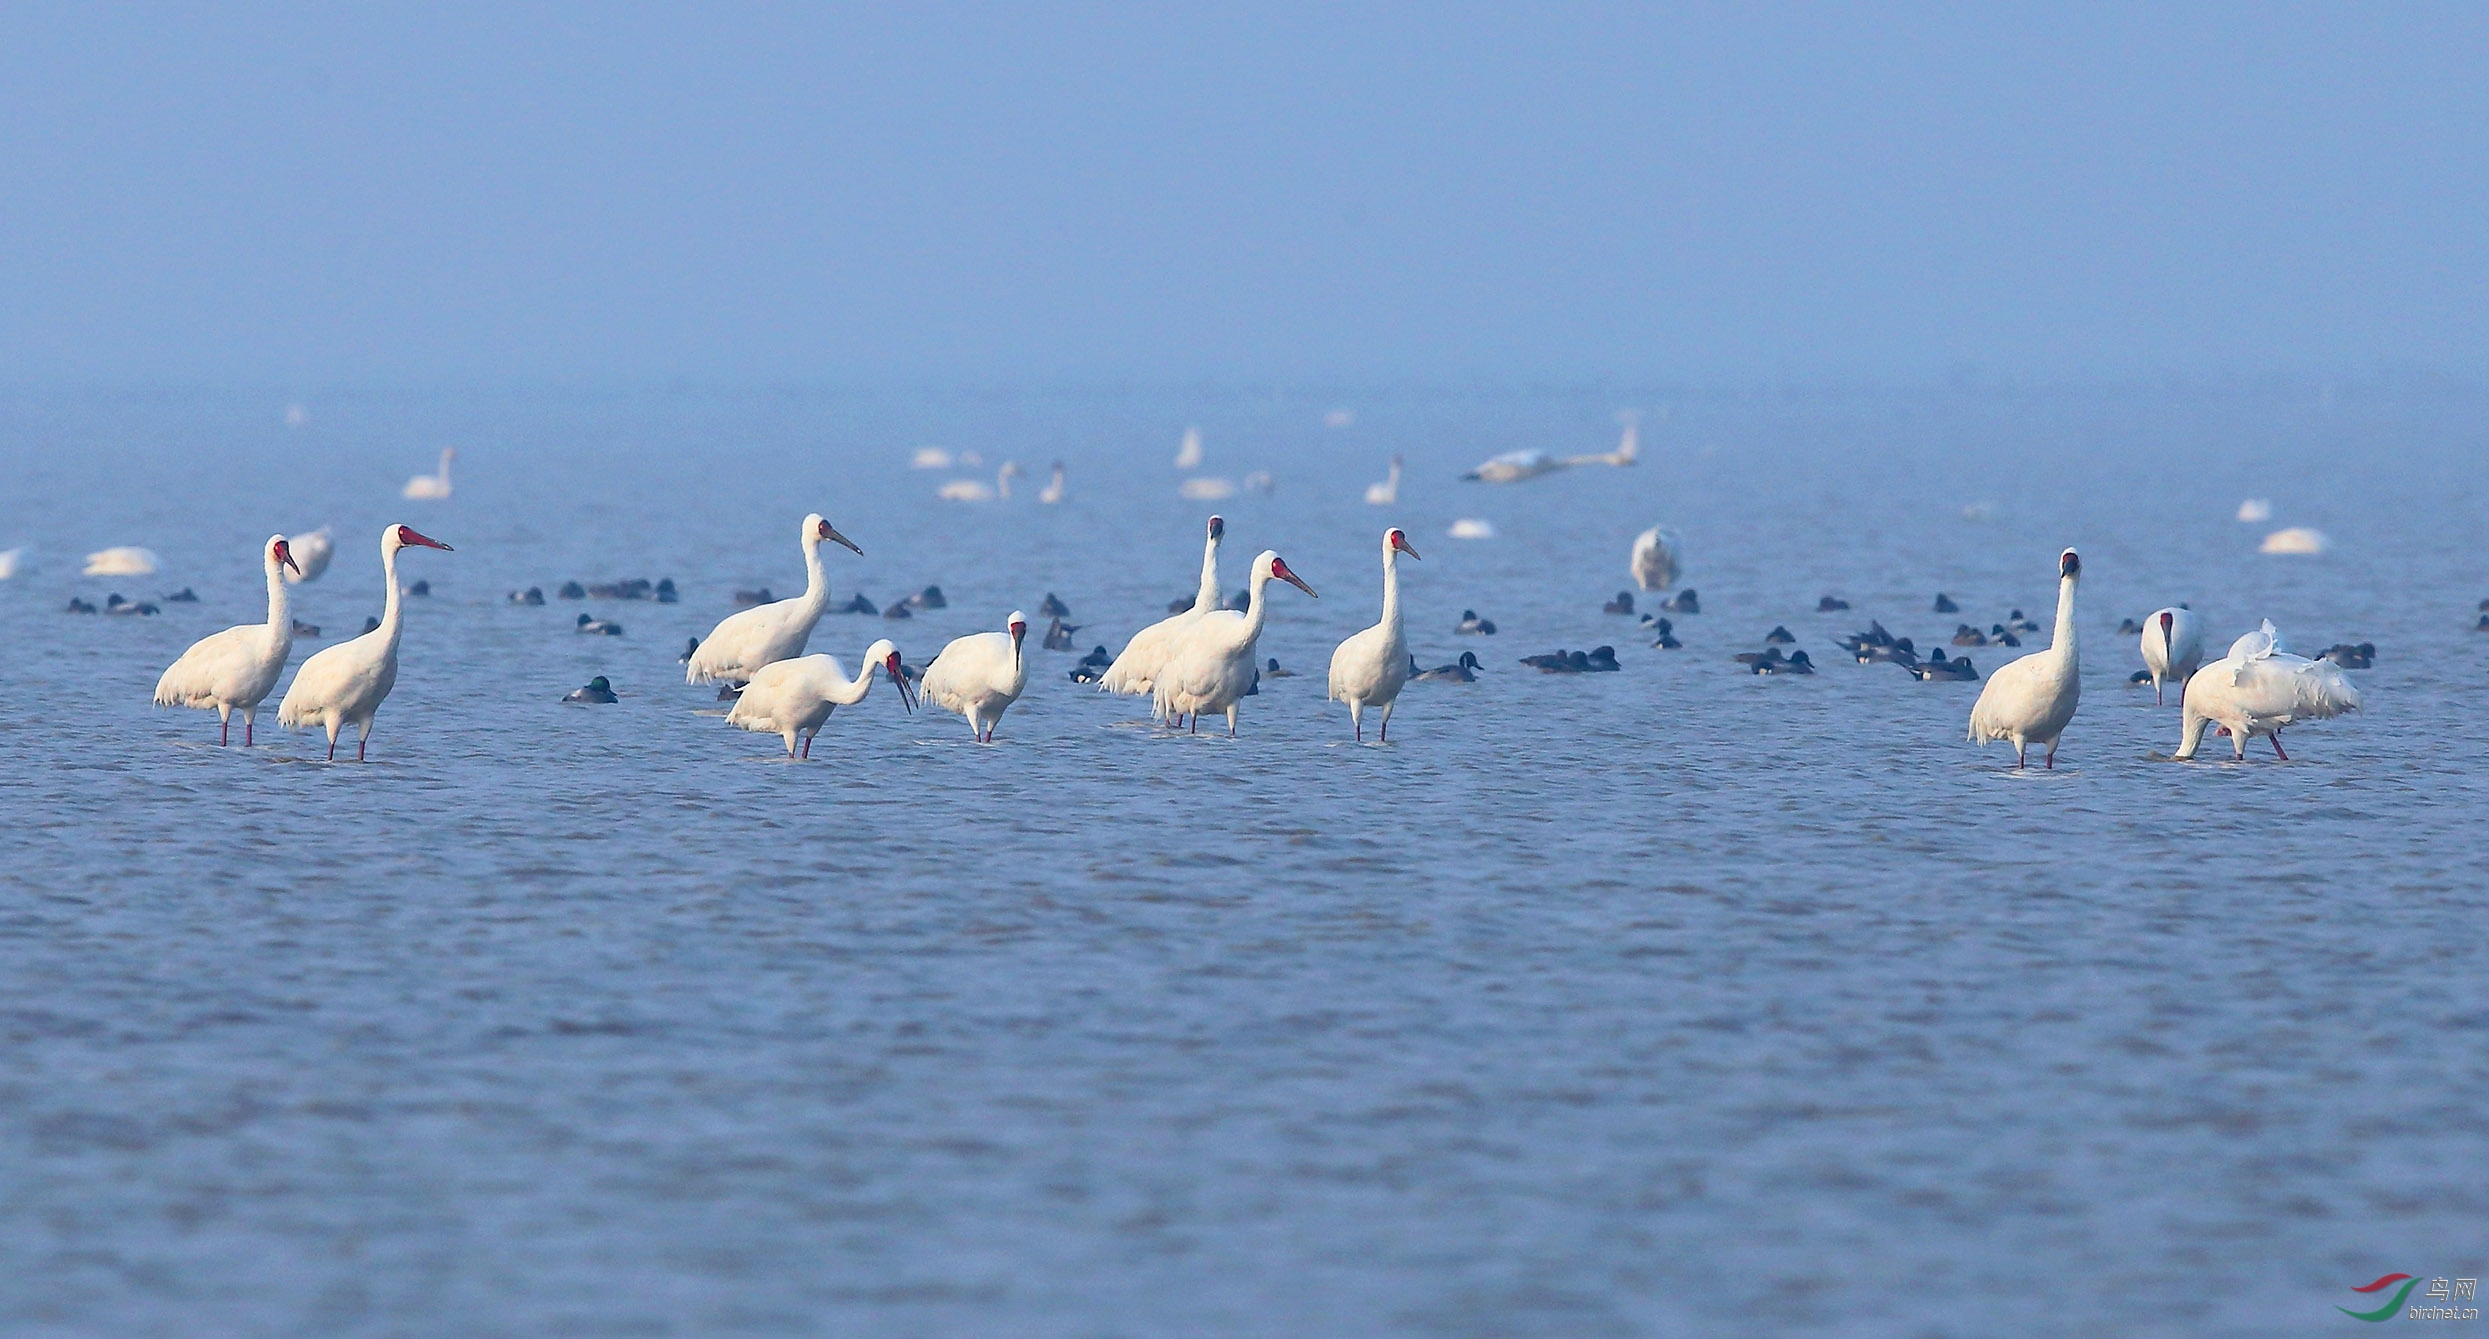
[52,428,2417,765]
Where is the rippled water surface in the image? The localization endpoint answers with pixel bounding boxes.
[4,385,2486,1336]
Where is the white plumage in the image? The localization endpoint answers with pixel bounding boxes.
[1153,550,1319,736]
[284,526,334,583]
[725,638,914,757]
[1174,425,1204,470]
[1967,548,2083,768]
[83,546,159,577]
[276,523,453,760]
[0,547,22,580]
[403,447,455,500]
[2259,526,2330,555]
[1363,456,1402,506]
[1100,516,1224,701]
[921,611,1031,742]
[937,461,1023,502]
[2137,606,2203,705]
[1038,462,1066,504]
[153,535,300,746]
[1327,528,1420,741]
[1462,423,1638,483]
[1629,525,1682,591]
[2174,621,2362,761]
[685,513,862,685]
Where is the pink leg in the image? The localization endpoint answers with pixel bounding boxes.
[801,735,812,759]
[219,718,229,747]
[2045,746,2056,769]
[1189,715,1197,735]
[245,719,254,747]
[1379,716,1389,743]
[326,738,337,761]
[357,737,367,762]
[2270,734,2288,761]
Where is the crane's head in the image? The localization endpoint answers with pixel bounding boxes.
[2060,548,2081,578]
[865,639,916,710]
[807,514,863,556]
[2159,610,2174,638]
[1207,515,1225,541]
[1266,553,1317,598]
[392,524,452,553]
[270,536,302,577]
[1387,528,1421,561]
[1007,611,1029,653]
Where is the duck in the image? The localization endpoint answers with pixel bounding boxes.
[1042,617,1080,652]
[656,579,678,603]
[1263,657,1297,678]
[406,579,431,597]
[882,603,913,620]
[901,585,948,611]
[576,613,624,636]
[2129,669,2154,686]
[1659,589,1700,614]
[679,637,700,662]
[1069,661,1107,684]
[359,616,381,634]
[291,618,321,637]
[1039,593,1072,618]
[1990,625,2023,647]
[1521,649,1577,671]
[1583,645,1620,672]
[2318,641,2376,669]
[2005,609,2041,634]
[1733,646,1785,668]
[1413,651,1482,683]
[1648,618,1682,649]
[1456,610,1498,635]
[563,676,619,704]
[731,586,773,606]
[1603,590,1636,615]
[1078,644,1113,669]
[2475,613,2489,633]
[1933,593,1960,613]
[65,596,98,614]
[559,581,588,599]
[2116,617,2144,635]
[105,594,161,616]
[1952,624,1989,647]
[509,586,546,605]
[1816,596,1850,612]
[837,593,878,615]
[2174,621,2361,761]
[1755,649,1814,675]
[1763,625,1795,645]
[164,587,200,603]
[1907,652,1978,682]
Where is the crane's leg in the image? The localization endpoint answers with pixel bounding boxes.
[1351,703,1362,742]
[357,719,372,762]
[218,707,230,747]
[2270,733,2288,761]
[244,711,255,748]
[801,734,812,759]
[324,721,340,761]
[2154,678,2165,706]
[1189,713,1198,735]
[2014,741,2027,769]
[1226,707,1238,738]
[2045,742,2056,769]
[1379,702,1394,742]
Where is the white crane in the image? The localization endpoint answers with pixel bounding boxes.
[725,638,915,757]
[685,513,863,686]
[284,525,334,583]
[1461,422,1638,484]
[1153,550,1318,735]
[1363,456,1402,506]
[152,535,301,746]
[920,611,1031,742]
[1327,528,1420,741]
[2138,606,2203,705]
[83,546,159,576]
[1100,516,1224,708]
[1038,461,1066,504]
[2174,621,2362,761]
[1966,548,2083,768]
[276,523,453,760]
[403,447,455,500]
[1630,525,1682,591]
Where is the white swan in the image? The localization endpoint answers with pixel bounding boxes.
[1966,548,2083,768]
[685,514,863,685]
[1327,529,1420,740]
[1179,476,1237,500]
[920,611,1030,742]
[1363,456,1402,506]
[910,446,955,469]
[0,547,23,580]
[1100,516,1223,701]
[2260,527,2330,555]
[1629,526,1682,591]
[1462,423,1637,483]
[1153,550,1318,735]
[2174,621,2361,761]
[1038,461,1066,504]
[2236,498,2273,522]
[276,524,453,760]
[2137,606,2203,705]
[284,526,334,583]
[725,638,915,757]
[83,546,159,577]
[403,447,455,500]
[153,535,300,745]
[937,461,1024,502]
[1174,425,1204,469]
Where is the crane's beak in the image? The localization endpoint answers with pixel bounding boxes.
[818,521,863,556]
[888,657,918,711]
[1392,534,1422,561]
[1274,561,1317,598]
[403,528,453,551]
[276,544,301,576]
[1010,622,1027,652]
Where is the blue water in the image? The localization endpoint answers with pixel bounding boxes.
[3,384,2485,1336]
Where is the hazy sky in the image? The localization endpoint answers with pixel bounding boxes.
[3,4,2485,385]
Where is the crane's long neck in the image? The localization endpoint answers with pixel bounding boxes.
[377,542,406,650]
[437,449,453,484]
[796,534,830,614]
[829,656,878,706]
[1379,546,1403,642]
[1239,569,1276,643]
[1193,533,1222,614]
[2052,574,2079,671]
[263,551,291,643]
